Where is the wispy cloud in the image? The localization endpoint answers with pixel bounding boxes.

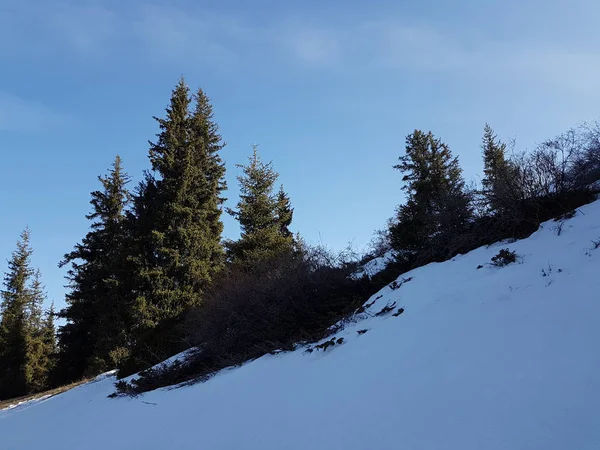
[0,92,70,132]
[0,2,257,66]
[279,25,342,67]
[130,5,254,65]
[278,18,600,94]
[2,1,599,94]
[48,5,118,54]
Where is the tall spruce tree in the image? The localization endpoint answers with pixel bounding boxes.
[0,229,54,399]
[57,155,132,381]
[226,145,295,267]
[124,79,227,370]
[0,229,33,398]
[390,130,471,258]
[23,270,54,393]
[276,185,294,239]
[41,303,57,383]
[481,124,516,213]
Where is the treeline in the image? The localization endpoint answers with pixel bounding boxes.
[0,78,302,399]
[384,123,600,271]
[1,77,599,399]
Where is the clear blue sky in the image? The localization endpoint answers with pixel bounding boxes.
[1,0,599,310]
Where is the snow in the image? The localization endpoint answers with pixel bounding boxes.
[351,249,395,279]
[2,200,600,449]
[1,395,52,413]
[122,349,197,383]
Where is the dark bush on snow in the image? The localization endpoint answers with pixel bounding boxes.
[115,247,374,395]
[490,248,517,267]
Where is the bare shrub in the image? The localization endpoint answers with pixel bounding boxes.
[375,301,397,316]
[367,225,393,259]
[490,248,517,267]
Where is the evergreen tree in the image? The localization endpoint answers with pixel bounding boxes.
[0,229,32,398]
[276,185,294,239]
[481,123,508,211]
[27,270,44,328]
[41,303,57,380]
[480,124,518,213]
[124,79,227,370]
[0,229,54,398]
[390,130,471,258]
[226,145,295,267]
[23,270,50,393]
[57,155,131,381]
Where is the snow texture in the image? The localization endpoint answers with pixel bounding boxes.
[2,200,600,449]
[351,249,395,279]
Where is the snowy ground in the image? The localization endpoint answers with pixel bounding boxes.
[351,249,396,279]
[2,200,600,449]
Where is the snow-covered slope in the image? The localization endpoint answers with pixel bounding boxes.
[351,249,395,279]
[2,201,600,450]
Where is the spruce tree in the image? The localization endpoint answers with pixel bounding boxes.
[124,79,227,370]
[0,229,54,398]
[23,270,53,393]
[57,155,132,380]
[226,145,295,267]
[481,124,516,213]
[41,303,57,382]
[276,185,294,239]
[0,229,32,398]
[390,130,471,258]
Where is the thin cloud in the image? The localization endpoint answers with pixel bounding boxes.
[280,19,600,94]
[2,1,599,93]
[45,4,118,54]
[279,26,342,67]
[0,92,70,132]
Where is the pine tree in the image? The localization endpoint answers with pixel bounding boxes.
[57,155,132,381]
[27,270,44,328]
[481,124,517,213]
[41,303,57,380]
[23,270,51,393]
[0,230,32,398]
[276,185,294,239]
[124,79,227,371]
[189,86,228,274]
[390,130,471,258]
[226,145,295,267]
[0,229,54,398]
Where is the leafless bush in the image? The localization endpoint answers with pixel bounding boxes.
[508,125,600,201]
[367,225,393,259]
[469,126,599,245]
[188,248,367,352]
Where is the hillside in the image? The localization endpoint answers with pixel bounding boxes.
[2,199,600,450]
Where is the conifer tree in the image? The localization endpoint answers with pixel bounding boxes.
[480,124,517,213]
[276,185,294,239]
[23,270,51,392]
[0,229,32,398]
[41,303,57,380]
[390,130,471,257]
[0,229,54,398]
[226,145,295,267]
[27,270,44,328]
[57,155,131,380]
[124,79,227,370]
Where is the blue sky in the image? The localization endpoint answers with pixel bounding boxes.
[1,0,599,310]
